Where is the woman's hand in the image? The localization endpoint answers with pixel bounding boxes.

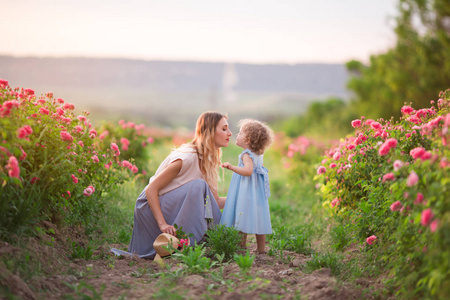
[159,223,177,236]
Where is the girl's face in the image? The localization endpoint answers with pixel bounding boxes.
[235,128,249,149]
[214,117,232,148]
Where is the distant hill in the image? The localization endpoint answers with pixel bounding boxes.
[0,56,350,128]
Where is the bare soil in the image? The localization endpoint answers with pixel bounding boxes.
[0,233,385,300]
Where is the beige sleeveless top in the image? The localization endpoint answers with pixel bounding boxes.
[149,146,204,195]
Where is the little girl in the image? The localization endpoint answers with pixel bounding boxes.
[220,119,274,254]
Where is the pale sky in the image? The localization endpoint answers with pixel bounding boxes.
[1,0,398,64]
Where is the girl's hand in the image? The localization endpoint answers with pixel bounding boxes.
[160,223,177,236]
[222,162,232,170]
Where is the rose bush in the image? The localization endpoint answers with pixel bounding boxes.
[314,89,450,298]
[0,79,153,237]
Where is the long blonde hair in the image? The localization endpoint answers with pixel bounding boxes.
[186,112,226,192]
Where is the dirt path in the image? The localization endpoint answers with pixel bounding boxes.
[13,241,374,300]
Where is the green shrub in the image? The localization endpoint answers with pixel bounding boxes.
[205,224,243,262]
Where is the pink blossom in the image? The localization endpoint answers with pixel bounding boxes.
[420,209,434,226]
[74,125,83,133]
[19,147,27,160]
[378,143,390,156]
[71,174,79,184]
[89,129,97,139]
[111,143,120,156]
[83,185,95,196]
[390,201,403,212]
[91,155,99,163]
[401,106,414,115]
[6,156,20,179]
[77,141,84,147]
[366,235,377,245]
[131,165,138,173]
[77,115,86,122]
[410,147,426,159]
[382,173,395,183]
[365,119,374,126]
[60,131,74,142]
[39,107,49,115]
[331,198,340,208]
[105,161,113,169]
[57,98,64,104]
[56,107,64,116]
[385,138,398,148]
[121,160,133,169]
[317,166,326,175]
[333,152,341,160]
[17,125,33,139]
[406,171,419,187]
[347,144,356,150]
[330,163,337,168]
[408,115,421,124]
[414,193,424,205]
[393,160,403,171]
[179,239,189,247]
[348,154,356,162]
[430,220,438,232]
[0,78,9,88]
[351,119,361,128]
[147,137,154,144]
[370,122,382,130]
[62,103,75,110]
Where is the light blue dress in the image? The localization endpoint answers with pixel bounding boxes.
[220,149,272,235]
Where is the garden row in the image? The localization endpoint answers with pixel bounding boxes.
[303,89,450,298]
[0,79,154,237]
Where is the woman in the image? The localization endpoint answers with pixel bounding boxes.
[115,112,232,259]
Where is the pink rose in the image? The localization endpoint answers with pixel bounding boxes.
[17,125,33,139]
[366,235,377,245]
[60,131,74,142]
[420,209,434,226]
[406,171,419,187]
[71,174,79,184]
[317,166,326,175]
[331,198,340,208]
[83,185,95,196]
[382,173,395,183]
[390,201,402,212]
[6,156,20,179]
[351,119,361,128]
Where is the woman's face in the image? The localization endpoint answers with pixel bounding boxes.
[214,117,232,148]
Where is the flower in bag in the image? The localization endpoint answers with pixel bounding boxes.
[179,239,189,248]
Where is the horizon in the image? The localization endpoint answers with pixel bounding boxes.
[1,0,398,65]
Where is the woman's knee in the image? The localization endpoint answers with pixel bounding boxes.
[190,179,208,190]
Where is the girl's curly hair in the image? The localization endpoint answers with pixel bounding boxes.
[238,119,274,155]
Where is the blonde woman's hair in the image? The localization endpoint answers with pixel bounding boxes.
[238,119,274,155]
[184,112,226,192]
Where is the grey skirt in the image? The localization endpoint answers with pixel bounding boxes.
[112,179,221,259]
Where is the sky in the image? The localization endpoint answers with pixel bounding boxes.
[1,0,398,64]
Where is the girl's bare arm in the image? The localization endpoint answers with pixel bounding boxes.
[222,153,253,176]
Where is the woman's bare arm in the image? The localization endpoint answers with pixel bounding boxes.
[145,159,182,236]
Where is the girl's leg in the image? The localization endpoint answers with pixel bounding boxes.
[256,234,266,253]
[239,232,247,249]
